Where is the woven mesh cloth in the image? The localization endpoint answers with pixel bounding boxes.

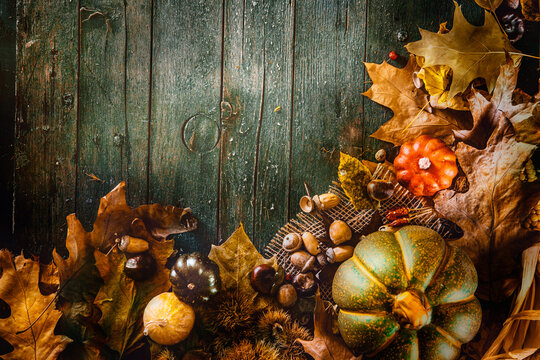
[263,164,457,302]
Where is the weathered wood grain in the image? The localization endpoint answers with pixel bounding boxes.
[149,0,222,254]
[220,0,295,250]
[76,0,127,230]
[289,0,367,217]
[251,0,295,250]
[14,0,79,257]
[0,1,15,250]
[124,0,152,206]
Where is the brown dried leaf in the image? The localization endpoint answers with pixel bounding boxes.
[521,0,540,21]
[434,120,540,300]
[406,2,521,99]
[90,182,197,251]
[0,250,71,359]
[365,55,471,145]
[454,60,539,147]
[208,224,277,310]
[297,293,361,360]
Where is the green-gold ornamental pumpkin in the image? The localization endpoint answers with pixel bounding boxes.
[332,225,481,360]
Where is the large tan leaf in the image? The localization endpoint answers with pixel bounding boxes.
[454,59,539,148]
[208,224,277,310]
[406,2,521,99]
[365,55,471,145]
[0,250,71,359]
[434,120,539,301]
[297,293,361,360]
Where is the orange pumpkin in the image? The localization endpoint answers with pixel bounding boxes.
[394,135,458,197]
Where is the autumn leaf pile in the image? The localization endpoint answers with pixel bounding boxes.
[364,2,540,302]
[0,182,195,359]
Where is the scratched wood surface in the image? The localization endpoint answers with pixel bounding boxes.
[7,0,538,258]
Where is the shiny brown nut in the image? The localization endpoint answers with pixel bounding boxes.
[291,251,316,273]
[367,180,394,202]
[292,272,318,297]
[277,284,297,308]
[302,232,321,255]
[250,264,276,295]
[329,220,352,245]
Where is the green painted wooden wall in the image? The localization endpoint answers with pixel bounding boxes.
[3,0,536,258]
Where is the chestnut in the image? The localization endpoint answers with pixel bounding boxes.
[367,179,394,201]
[250,264,276,295]
[292,272,318,297]
[124,252,157,281]
[277,284,297,308]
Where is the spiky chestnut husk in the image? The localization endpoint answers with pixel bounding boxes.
[256,309,312,360]
[154,348,176,360]
[203,290,258,333]
[217,340,280,360]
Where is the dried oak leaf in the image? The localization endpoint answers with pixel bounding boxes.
[338,152,377,209]
[406,2,521,99]
[0,250,71,359]
[454,59,540,148]
[365,55,471,145]
[208,224,277,311]
[90,182,197,251]
[434,119,540,301]
[297,293,361,360]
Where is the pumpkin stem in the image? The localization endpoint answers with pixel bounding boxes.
[418,157,431,170]
[418,156,431,170]
[187,283,196,290]
[392,290,432,330]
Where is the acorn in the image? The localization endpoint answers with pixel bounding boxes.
[116,235,149,254]
[301,232,321,255]
[312,193,340,211]
[124,252,157,281]
[367,179,394,201]
[326,246,354,263]
[282,233,302,252]
[299,196,315,213]
[329,220,352,245]
[291,251,316,273]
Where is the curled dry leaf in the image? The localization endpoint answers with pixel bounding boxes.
[453,59,540,148]
[208,224,278,311]
[406,2,521,99]
[475,0,504,10]
[434,120,540,301]
[365,55,471,145]
[297,293,362,360]
[0,250,71,360]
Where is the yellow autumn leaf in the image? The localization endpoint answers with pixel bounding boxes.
[475,0,503,10]
[338,152,377,210]
[406,1,521,99]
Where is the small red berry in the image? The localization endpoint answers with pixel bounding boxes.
[388,51,398,60]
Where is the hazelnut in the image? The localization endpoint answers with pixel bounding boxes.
[302,232,321,255]
[329,220,352,245]
[277,284,297,308]
[326,246,354,263]
[282,233,302,252]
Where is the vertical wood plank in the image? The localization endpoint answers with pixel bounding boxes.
[362,0,482,157]
[289,0,367,217]
[150,0,222,253]
[219,0,265,241]
[0,1,15,249]
[125,0,152,205]
[76,0,126,229]
[252,0,294,250]
[15,0,79,257]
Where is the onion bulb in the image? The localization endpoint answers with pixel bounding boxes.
[143,292,195,345]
